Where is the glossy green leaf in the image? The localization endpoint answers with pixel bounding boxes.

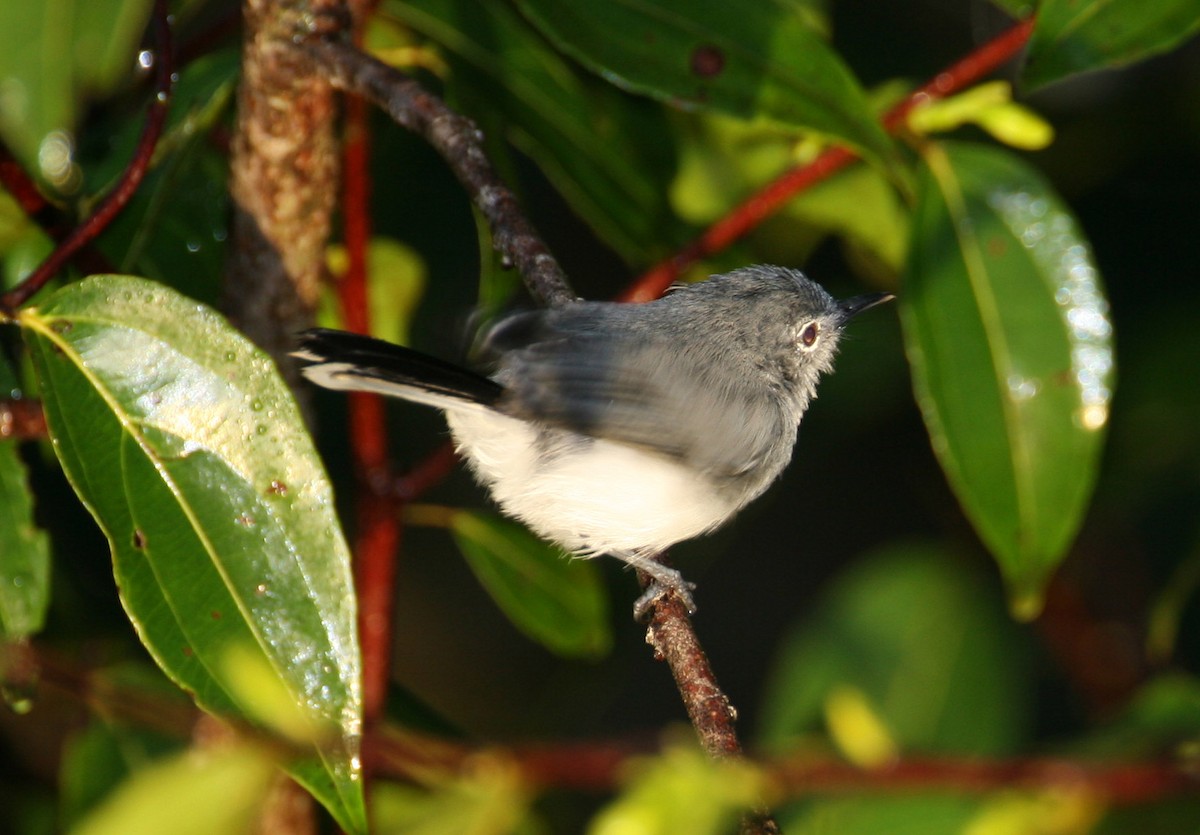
[513,0,894,172]
[19,276,365,833]
[758,544,1030,756]
[0,352,50,640]
[70,744,276,835]
[450,510,611,658]
[387,0,682,264]
[1024,0,1200,90]
[900,142,1113,618]
[0,0,155,188]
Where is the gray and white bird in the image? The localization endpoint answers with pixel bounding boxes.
[294,265,891,615]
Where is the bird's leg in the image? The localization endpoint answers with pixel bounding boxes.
[613,550,697,618]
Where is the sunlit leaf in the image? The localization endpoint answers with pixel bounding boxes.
[513,0,895,173]
[370,759,532,835]
[70,745,276,835]
[906,82,1054,151]
[1024,0,1200,90]
[450,510,611,658]
[759,544,1030,755]
[589,743,762,835]
[60,704,181,828]
[19,275,365,833]
[323,237,427,346]
[900,142,1113,618]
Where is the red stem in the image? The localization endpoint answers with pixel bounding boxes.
[0,147,52,218]
[622,16,1036,302]
[0,0,174,312]
[338,38,401,732]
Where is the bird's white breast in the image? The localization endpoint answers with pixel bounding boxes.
[446,409,738,556]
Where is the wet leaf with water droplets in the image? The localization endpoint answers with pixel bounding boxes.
[899,142,1113,618]
[18,275,365,833]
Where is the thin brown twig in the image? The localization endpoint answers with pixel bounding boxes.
[641,575,780,834]
[0,0,173,313]
[0,144,113,276]
[304,35,577,309]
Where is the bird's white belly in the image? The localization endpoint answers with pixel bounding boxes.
[446,409,736,555]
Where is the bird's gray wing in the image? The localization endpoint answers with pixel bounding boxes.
[492,316,788,482]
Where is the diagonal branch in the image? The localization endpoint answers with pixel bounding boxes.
[304,35,577,309]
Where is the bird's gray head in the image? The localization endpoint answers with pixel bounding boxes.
[660,265,892,415]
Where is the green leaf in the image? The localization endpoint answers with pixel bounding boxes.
[1023,0,1200,90]
[512,0,895,173]
[321,237,427,347]
[18,276,365,834]
[450,510,611,658]
[782,795,978,835]
[590,743,762,835]
[370,764,533,835]
[91,48,240,306]
[758,544,1030,756]
[60,706,181,828]
[1074,674,1200,758]
[988,0,1035,18]
[0,0,155,189]
[386,0,682,264]
[69,744,276,835]
[899,142,1113,618]
[0,354,50,640]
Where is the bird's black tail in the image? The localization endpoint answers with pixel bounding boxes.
[293,328,504,411]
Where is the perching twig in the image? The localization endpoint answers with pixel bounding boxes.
[0,0,173,313]
[304,35,577,309]
[641,567,780,834]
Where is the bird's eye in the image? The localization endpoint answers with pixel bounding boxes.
[799,321,820,349]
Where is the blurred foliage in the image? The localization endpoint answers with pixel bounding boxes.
[1,0,1200,833]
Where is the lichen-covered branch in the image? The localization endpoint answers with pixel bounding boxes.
[222,0,342,383]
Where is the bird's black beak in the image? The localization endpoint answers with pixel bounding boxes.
[838,292,894,323]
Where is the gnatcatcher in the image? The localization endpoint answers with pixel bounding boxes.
[294,265,891,615]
